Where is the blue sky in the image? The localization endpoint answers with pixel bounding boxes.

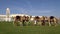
[0,0,60,17]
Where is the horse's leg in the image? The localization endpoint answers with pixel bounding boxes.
[49,22,51,26]
[34,20,37,26]
[54,20,57,26]
[48,20,51,26]
[42,20,45,26]
[54,21,57,26]
[19,21,23,26]
[22,20,26,26]
[13,20,18,26]
[13,19,16,25]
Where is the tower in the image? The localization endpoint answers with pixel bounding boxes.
[6,8,10,21]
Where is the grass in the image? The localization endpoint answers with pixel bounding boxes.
[0,21,60,34]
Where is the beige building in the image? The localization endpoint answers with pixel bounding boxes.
[0,14,30,21]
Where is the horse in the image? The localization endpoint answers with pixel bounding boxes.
[14,15,30,26]
[33,16,41,26]
[40,16,46,26]
[22,16,30,26]
[48,16,58,26]
[13,16,22,26]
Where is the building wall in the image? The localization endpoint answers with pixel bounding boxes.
[0,14,30,21]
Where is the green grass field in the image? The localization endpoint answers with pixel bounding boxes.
[0,21,60,34]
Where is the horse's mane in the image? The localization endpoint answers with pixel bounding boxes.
[35,16,40,19]
[50,16,54,19]
[16,16,20,19]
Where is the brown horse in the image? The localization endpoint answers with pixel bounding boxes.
[14,15,30,26]
[13,16,22,26]
[33,16,41,25]
[40,16,46,25]
[48,16,58,26]
[34,16,48,26]
[22,16,30,26]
